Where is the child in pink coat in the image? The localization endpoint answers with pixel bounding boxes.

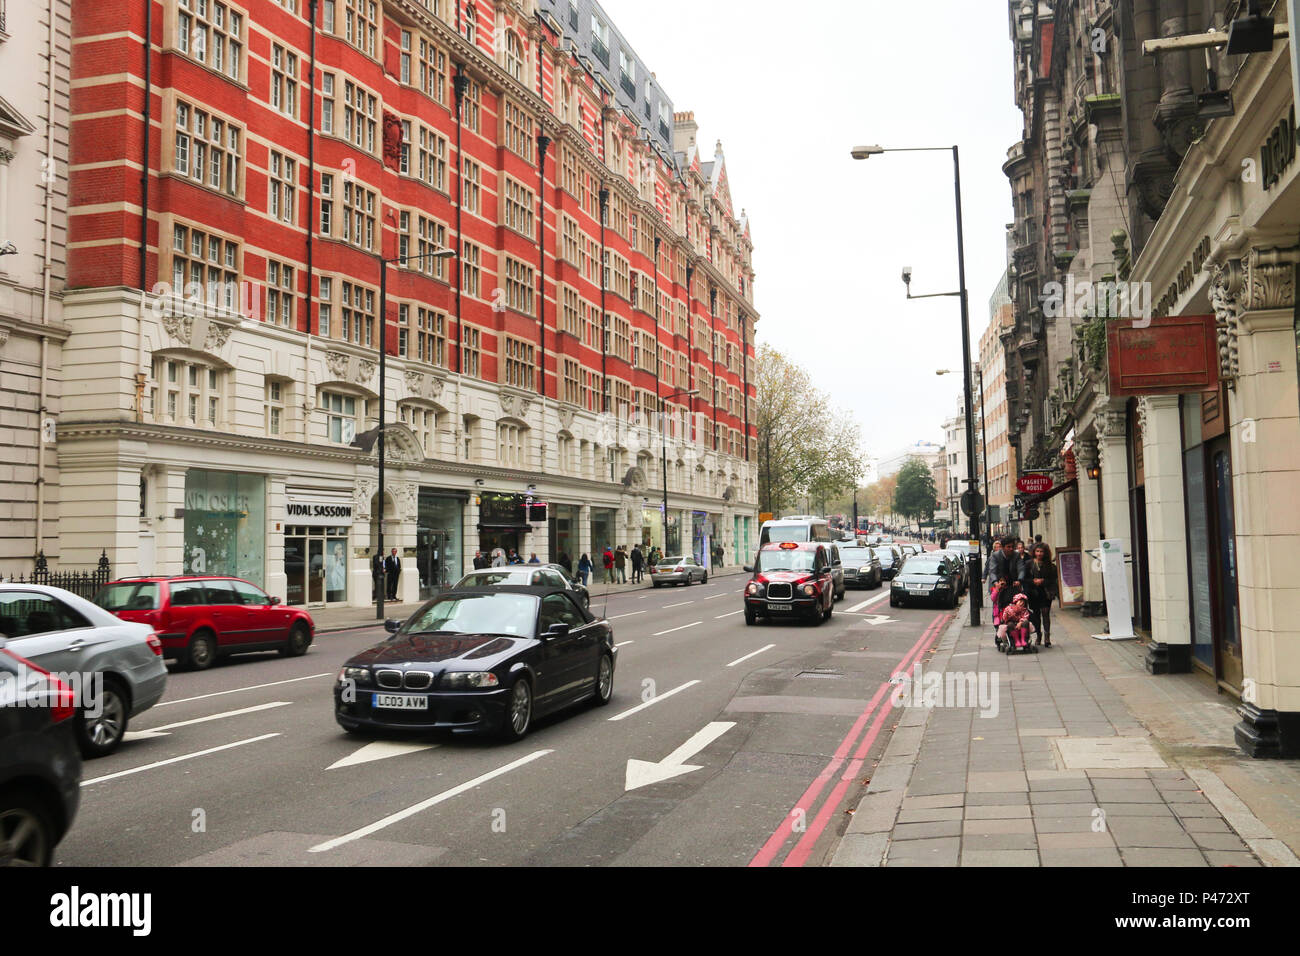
[997,593,1033,650]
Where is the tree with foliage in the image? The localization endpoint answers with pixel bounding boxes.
[893,457,938,525]
[754,345,866,515]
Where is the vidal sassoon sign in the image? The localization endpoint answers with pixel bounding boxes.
[1106,314,1219,397]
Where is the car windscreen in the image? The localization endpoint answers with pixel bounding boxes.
[764,526,809,543]
[400,593,539,637]
[902,559,946,574]
[656,556,686,566]
[838,548,870,564]
[756,550,816,573]
[455,570,527,587]
[94,582,159,611]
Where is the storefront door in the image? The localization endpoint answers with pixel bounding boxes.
[285,525,349,608]
[1210,439,1243,691]
[308,539,325,604]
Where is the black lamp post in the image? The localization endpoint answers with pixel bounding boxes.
[355,246,456,620]
[854,143,982,625]
[660,387,698,554]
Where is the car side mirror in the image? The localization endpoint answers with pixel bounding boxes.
[743,565,753,573]
[384,619,402,634]
[543,623,570,639]
[270,596,281,605]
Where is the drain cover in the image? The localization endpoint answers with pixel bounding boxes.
[1053,736,1167,770]
[796,669,841,679]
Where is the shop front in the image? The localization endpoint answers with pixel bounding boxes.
[184,469,266,586]
[417,489,465,597]
[478,492,531,561]
[549,504,580,566]
[642,506,663,551]
[283,487,353,607]
[691,510,710,567]
[590,507,617,556]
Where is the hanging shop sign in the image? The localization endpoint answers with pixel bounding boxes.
[1106,314,1219,397]
[1016,474,1054,495]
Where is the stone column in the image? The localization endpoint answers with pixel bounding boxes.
[1076,439,1105,614]
[1230,245,1300,757]
[1141,395,1192,673]
[578,504,591,563]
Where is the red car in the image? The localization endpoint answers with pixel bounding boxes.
[93,576,314,670]
[742,542,836,626]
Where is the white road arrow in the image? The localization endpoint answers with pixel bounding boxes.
[122,701,292,741]
[327,740,439,770]
[624,721,735,791]
[862,614,898,626]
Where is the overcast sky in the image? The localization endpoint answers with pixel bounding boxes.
[601,0,1023,464]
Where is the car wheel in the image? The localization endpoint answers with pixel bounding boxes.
[653,581,662,588]
[0,790,55,867]
[76,676,129,759]
[593,654,614,706]
[744,606,756,626]
[280,622,312,658]
[702,572,708,584]
[890,594,899,608]
[186,630,217,671]
[499,678,533,742]
[824,600,833,621]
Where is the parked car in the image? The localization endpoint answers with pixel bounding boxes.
[453,566,590,608]
[649,555,708,587]
[94,576,314,672]
[934,548,971,594]
[334,586,616,741]
[891,554,963,609]
[0,640,82,865]
[0,584,167,758]
[838,545,882,589]
[742,541,836,626]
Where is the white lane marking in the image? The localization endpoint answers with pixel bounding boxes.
[951,651,978,658]
[727,644,776,668]
[663,601,694,608]
[614,640,635,648]
[653,621,700,636]
[703,592,729,600]
[81,734,281,786]
[608,680,700,722]
[610,610,645,620]
[328,740,439,770]
[309,749,553,852]
[625,721,736,791]
[715,610,743,619]
[124,701,293,740]
[156,673,332,707]
[846,592,891,613]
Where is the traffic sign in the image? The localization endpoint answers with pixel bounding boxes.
[1017,473,1054,494]
[960,490,984,518]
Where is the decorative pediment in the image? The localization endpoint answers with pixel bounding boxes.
[499,387,533,419]
[324,350,376,385]
[0,93,37,141]
[159,311,234,352]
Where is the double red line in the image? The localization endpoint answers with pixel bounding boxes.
[748,611,953,868]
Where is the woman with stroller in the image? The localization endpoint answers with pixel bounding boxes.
[1021,542,1057,646]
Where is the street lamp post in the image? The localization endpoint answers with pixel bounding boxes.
[660,388,698,555]
[360,246,457,621]
[938,365,990,536]
[854,143,982,625]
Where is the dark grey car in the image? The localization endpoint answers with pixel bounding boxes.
[0,640,82,866]
[839,546,883,589]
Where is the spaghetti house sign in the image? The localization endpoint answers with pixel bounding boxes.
[1106,314,1219,397]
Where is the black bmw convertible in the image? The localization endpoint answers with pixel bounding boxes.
[334,586,617,741]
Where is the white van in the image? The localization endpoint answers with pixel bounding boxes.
[759,516,832,546]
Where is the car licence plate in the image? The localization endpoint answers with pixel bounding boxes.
[767,603,793,611]
[372,693,429,710]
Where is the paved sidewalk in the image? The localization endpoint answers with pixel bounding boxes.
[834,604,1300,867]
[311,565,748,633]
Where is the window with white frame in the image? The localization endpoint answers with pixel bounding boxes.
[561,215,579,265]
[270,44,298,117]
[461,157,480,214]
[502,336,535,390]
[399,29,412,83]
[266,259,295,327]
[319,172,334,234]
[504,257,534,316]
[265,378,287,436]
[462,326,482,379]
[399,403,438,457]
[169,223,239,312]
[321,391,359,444]
[342,0,378,56]
[176,0,243,82]
[497,422,528,469]
[342,180,375,250]
[417,124,447,191]
[462,78,480,133]
[416,307,447,366]
[268,150,295,222]
[504,32,524,82]
[340,281,375,346]
[562,359,580,406]
[172,99,242,197]
[152,356,226,428]
[503,100,533,162]
[343,80,377,153]
[318,275,333,337]
[419,37,447,104]
[400,120,411,174]
[560,286,582,338]
[502,177,534,236]
[461,241,480,297]
[321,73,335,134]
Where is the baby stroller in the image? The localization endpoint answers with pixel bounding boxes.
[994,593,1038,654]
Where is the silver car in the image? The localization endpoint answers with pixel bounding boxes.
[0,584,168,758]
[453,566,591,608]
[649,555,708,587]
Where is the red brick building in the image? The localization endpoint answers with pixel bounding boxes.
[59,0,759,607]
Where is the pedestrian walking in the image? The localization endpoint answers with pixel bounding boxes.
[615,546,627,583]
[384,548,402,601]
[602,547,614,583]
[527,553,540,564]
[492,548,506,568]
[1021,542,1057,646]
[577,553,592,586]
[631,545,644,583]
[472,550,488,570]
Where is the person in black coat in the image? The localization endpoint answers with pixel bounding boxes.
[990,538,1022,614]
[1020,543,1057,646]
[384,548,402,601]
[371,551,385,601]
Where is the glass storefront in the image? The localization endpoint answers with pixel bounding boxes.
[591,508,617,557]
[285,527,350,606]
[549,504,579,566]
[692,510,709,566]
[418,490,465,598]
[184,470,266,586]
[641,507,662,550]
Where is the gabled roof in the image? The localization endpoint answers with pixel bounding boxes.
[0,94,36,141]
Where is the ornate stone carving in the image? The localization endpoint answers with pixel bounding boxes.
[405,370,424,395]
[325,350,350,381]
[0,148,15,164]
[499,391,517,417]
[1091,405,1127,440]
[0,328,9,350]
[396,482,418,521]
[518,397,532,417]
[356,359,376,384]
[1075,439,1099,469]
[161,311,194,344]
[557,405,576,431]
[1135,398,1149,436]
[354,477,376,520]
[1208,259,1243,388]
[204,321,233,351]
[1244,245,1300,312]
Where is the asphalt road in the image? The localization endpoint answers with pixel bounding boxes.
[55,570,956,867]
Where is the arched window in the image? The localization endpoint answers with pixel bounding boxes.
[505,32,524,82]
[399,402,440,458]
